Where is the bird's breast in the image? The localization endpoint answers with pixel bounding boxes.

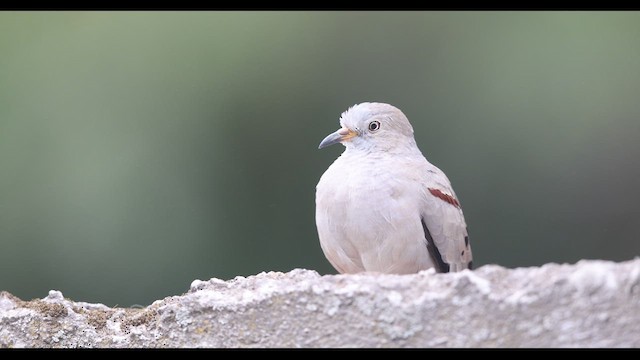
[317,157,400,208]
[315,155,432,273]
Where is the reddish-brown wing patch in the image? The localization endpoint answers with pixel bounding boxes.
[428,188,460,208]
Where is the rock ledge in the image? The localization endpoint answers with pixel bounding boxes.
[2,259,639,347]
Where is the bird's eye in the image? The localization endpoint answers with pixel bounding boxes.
[368,121,380,132]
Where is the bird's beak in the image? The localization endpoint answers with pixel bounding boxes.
[318,127,358,149]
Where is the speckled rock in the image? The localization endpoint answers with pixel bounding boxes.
[2,259,640,348]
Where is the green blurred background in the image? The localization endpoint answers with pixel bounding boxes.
[1,11,639,306]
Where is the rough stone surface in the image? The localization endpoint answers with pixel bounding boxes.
[1,259,639,348]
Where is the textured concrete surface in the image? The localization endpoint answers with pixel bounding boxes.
[1,259,639,348]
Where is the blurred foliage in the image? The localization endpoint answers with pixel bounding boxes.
[1,11,639,306]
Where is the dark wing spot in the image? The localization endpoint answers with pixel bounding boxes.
[465,236,472,270]
[461,250,465,256]
[421,218,450,273]
[428,188,460,208]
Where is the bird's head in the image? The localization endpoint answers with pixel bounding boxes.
[318,102,417,153]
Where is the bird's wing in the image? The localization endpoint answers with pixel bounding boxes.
[420,164,473,272]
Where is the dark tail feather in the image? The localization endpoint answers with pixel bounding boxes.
[421,218,450,273]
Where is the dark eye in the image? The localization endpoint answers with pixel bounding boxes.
[368,121,380,132]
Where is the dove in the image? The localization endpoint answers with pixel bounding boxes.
[315,102,472,274]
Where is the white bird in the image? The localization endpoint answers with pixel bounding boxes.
[315,102,472,274]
